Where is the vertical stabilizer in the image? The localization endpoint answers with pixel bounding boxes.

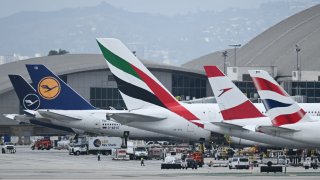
[249,70,312,126]
[204,66,265,120]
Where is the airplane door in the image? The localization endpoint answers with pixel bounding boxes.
[89,114,101,130]
[187,123,194,132]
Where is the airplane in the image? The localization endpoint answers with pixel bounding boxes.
[96,38,317,147]
[96,38,212,142]
[5,75,86,134]
[5,68,175,141]
[249,70,320,146]
[203,65,318,148]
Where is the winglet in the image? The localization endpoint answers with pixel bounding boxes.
[204,66,225,77]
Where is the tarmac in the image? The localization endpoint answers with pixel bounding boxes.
[1,146,320,180]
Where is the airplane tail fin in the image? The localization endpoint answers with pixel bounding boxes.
[96,38,202,125]
[204,66,265,120]
[248,70,312,126]
[25,64,96,110]
[8,75,41,111]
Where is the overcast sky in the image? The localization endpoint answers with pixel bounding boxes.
[1,0,287,18]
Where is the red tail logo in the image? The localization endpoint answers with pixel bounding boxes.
[218,88,232,97]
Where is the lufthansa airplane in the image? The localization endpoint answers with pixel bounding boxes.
[5,67,175,141]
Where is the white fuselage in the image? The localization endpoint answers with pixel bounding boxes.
[188,103,320,148]
[32,109,174,140]
[119,106,212,142]
[119,103,320,148]
[31,103,320,147]
[271,122,320,146]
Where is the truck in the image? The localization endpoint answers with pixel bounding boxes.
[149,147,164,160]
[303,157,319,169]
[31,138,53,150]
[69,136,122,155]
[1,143,16,154]
[126,140,148,160]
[191,151,204,167]
[134,146,149,160]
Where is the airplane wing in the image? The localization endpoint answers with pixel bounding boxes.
[256,125,299,135]
[110,112,167,125]
[37,110,82,121]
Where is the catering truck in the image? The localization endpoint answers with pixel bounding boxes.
[69,136,122,155]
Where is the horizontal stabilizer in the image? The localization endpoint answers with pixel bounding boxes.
[110,112,167,124]
[257,125,299,134]
[211,122,248,131]
[24,110,37,116]
[37,110,82,121]
[3,114,33,123]
[4,114,17,120]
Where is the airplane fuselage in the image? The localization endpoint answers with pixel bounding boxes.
[32,109,175,140]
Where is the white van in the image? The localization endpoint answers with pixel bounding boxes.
[229,157,250,169]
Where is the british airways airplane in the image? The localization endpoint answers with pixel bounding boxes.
[204,66,319,148]
[250,70,320,146]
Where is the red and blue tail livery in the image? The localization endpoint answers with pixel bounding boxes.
[249,70,311,126]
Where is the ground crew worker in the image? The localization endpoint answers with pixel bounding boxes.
[98,152,101,161]
[141,157,145,166]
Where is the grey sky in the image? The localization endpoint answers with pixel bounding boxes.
[1,0,282,18]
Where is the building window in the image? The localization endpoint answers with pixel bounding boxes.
[59,75,68,83]
[108,75,115,81]
[242,74,252,81]
[172,73,207,100]
[90,87,126,110]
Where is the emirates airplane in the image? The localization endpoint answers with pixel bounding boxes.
[249,70,320,146]
[96,38,319,147]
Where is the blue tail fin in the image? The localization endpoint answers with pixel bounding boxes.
[8,75,41,111]
[25,64,96,110]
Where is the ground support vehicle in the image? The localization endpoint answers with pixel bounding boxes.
[148,147,164,160]
[161,159,182,169]
[186,158,198,169]
[228,157,250,169]
[303,157,319,169]
[191,151,204,167]
[2,144,16,154]
[126,141,148,160]
[31,138,53,150]
[69,136,122,155]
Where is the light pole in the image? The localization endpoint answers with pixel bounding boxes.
[229,44,241,66]
[222,51,228,75]
[295,44,301,96]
